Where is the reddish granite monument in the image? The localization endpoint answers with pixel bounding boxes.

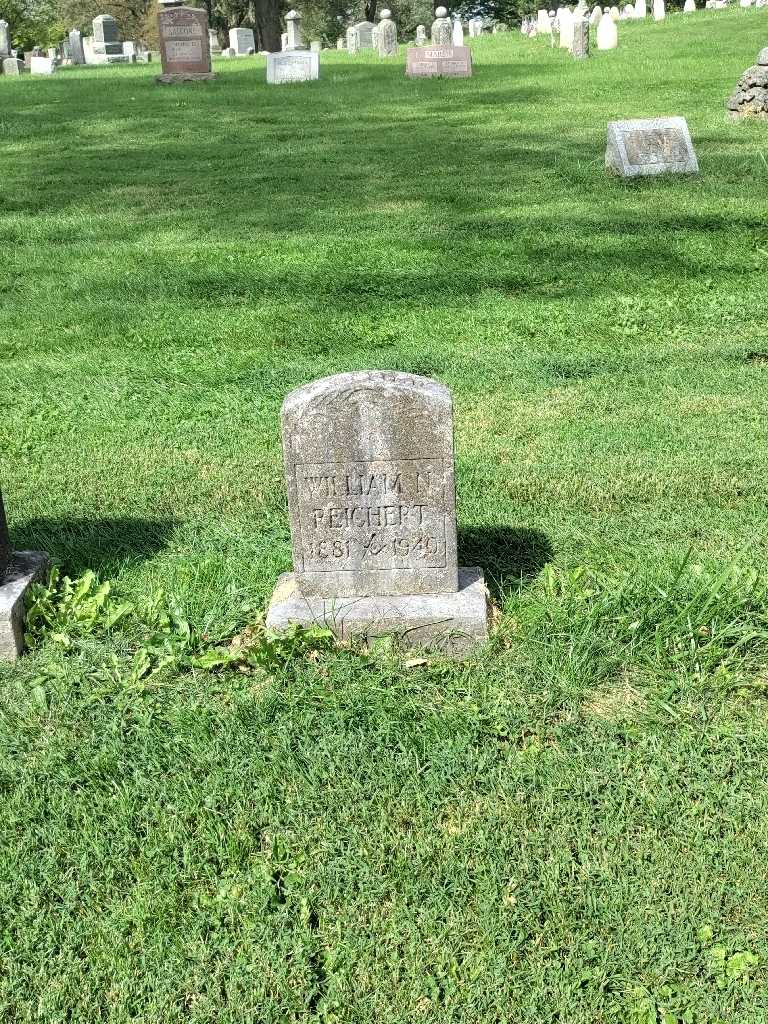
[406,44,472,78]
[156,0,216,84]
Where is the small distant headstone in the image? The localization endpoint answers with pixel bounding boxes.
[683,0,696,9]
[350,20,374,47]
[452,18,464,44]
[93,13,123,55]
[559,7,575,46]
[0,19,10,56]
[652,0,665,18]
[285,9,304,50]
[30,55,56,74]
[310,40,321,52]
[377,10,398,57]
[69,28,85,64]
[266,49,318,83]
[406,44,472,77]
[606,117,698,176]
[2,56,24,75]
[596,12,618,46]
[336,36,345,49]
[222,46,235,57]
[123,40,136,59]
[415,24,427,44]
[157,2,215,84]
[208,28,221,53]
[346,26,360,53]
[83,36,95,63]
[431,7,452,44]
[572,16,589,57]
[634,0,647,13]
[609,5,621,18]
[266,372,489,656]
[469,17,484,35]
[229,26,254,55]
[727,47,768,119]
[0,490,48,662]
[281,33,288,50]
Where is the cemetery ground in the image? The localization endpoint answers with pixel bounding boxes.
[2,9,768,1022]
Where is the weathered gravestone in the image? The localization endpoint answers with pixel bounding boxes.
[310,40,321,52]
[606,117,698,176]
[596,11,618,47]
[431,6,452,43]
[156,1,215,83]
[571,15,589,57]
[30,55,56,74]
[415,24,427,43]
[93,14,123,56]
[266,372,489,656]
[266,49,318,83]
[0,19,10,56]
[469,16,484,35]
[208,28,221,53]
[406,44,472,77]
[0,490,48,662]
[69,28,85,64]
[352,20,374,47]
[285,9,305,49]
[377,9,398,56]
[2,57,25,75]
[229,26,254,54]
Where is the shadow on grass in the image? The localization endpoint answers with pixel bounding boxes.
[12,517,179,577]
[458,525,552,601]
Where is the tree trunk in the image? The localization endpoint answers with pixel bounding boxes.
[252,0,281,51]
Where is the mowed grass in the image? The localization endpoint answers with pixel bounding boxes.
[2,10,768,1022]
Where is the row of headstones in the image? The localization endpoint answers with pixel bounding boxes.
[0,15,151,77]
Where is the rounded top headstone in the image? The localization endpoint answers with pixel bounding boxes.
[435,6,448,17]
[758,47,768,66]
[380,8,392,18]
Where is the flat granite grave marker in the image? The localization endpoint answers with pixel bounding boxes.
[0,490,48,662]
[266,49,318,83]
[266,372,489,656]
[406,43,472,77]
[156,1,216,83]
[606,116,698,176]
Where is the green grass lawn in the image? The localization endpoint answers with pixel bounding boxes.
[2,10,768,1021]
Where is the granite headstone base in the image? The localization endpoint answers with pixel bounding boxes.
[0,551,48,662]
[156,71,217,83]
[266,565,489,658]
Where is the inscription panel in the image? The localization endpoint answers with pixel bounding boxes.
[606,117,698,177]
[623,127,689,166]
[296,459,448,573]
[282,371,459,598]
